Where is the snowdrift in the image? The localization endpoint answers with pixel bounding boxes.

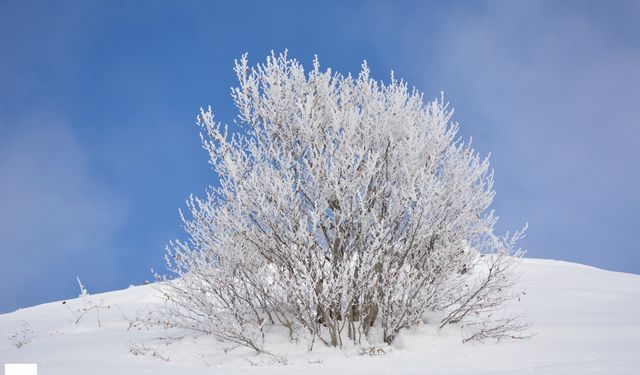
[1,258,639,374]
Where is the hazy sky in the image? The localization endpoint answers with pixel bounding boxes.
[1,0,638,312]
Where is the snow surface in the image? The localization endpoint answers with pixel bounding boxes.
[1,258,639,374]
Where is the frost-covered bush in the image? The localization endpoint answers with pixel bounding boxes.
[162,52,528,352]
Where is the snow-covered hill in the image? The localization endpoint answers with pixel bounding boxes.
[1,258,639,374]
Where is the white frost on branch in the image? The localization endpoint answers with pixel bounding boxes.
[162,51,530,351]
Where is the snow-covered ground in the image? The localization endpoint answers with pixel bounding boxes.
[1,258,639,374]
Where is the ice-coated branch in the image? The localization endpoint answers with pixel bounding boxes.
[161,51,529,351]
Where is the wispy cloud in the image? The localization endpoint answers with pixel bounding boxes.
[0,113,125,311]
[390,0,640,269]
[352,0,640,270]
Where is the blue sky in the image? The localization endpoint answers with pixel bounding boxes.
[1,0,638,313]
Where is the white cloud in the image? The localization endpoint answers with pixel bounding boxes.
[0,115,125,310]
[362,0,640,268]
